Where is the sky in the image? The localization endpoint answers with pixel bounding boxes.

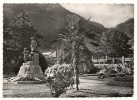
[61,4,134,28]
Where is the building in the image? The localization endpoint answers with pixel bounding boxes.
[42,51,56,58]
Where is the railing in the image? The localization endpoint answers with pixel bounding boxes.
[92,59,107,63]
[92,57,133,63]
[125,58,133,62]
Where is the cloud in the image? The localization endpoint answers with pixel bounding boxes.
[61,4,134,28]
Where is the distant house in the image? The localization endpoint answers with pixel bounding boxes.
[42,51,56,58]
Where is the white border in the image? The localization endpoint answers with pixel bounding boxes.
[0,0,136,100]
[0,0,135,3]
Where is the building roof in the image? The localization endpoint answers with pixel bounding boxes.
[42,51,56,57]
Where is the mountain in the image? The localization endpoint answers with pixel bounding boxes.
[115,18,134,36]
[3,4,107,50]
[89,21,106,31]
[115,18,134,50]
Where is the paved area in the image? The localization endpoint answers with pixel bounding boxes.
[3,76,133,98]
[60,76,133,97]
[3,80,53,98]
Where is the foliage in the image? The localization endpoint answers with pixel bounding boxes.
[3,11,43,73]
[46,57,56,67]
[51,14,100,91]
[85,66,100,74]
[39,52,48,72]
[98,28,132,57]
[3,12,43,59]
[51,14,99,69]
[126,60,134,69]
[49,14,100,92]
[107,77,133,88]
[45,64,74,97]
[97,66,118,79]
[3,60,16,75]
[127,32,134,50]
[114,76,133,82]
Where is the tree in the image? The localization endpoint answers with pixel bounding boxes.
[51,14,100,91]
[100,28,132,58]
[3,11,43,73]
[127,32,134,50]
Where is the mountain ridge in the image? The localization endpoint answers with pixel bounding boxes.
[115,18,134,35]
[3,4,133,51]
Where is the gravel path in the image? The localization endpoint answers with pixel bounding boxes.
[60,76,133,97]
[3,76,133,98]
[3,80,53,98]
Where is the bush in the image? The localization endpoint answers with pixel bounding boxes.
[106,66,117,75]
[39,53,48,72]
[126,60,134,69]
[106,77,133,87]
[114,76,133,82]
[3,60,17,75]
[85,66,100,74]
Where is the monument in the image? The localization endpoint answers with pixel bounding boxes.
[8,37,45,84]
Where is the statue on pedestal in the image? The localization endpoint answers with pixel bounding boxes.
[30,37,37,53]
[30,37,38,64]
[20,37,41,77]
[29,53,33,61]
[23,47,30,62]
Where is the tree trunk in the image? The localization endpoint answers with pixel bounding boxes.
[75,64,79,91]
[72,41,79,91]
[118,57,119,64]
[113,57,115,64]
[56,47,59,64]
[97,54,98,64]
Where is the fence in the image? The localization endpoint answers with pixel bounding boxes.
[92,57,133,64]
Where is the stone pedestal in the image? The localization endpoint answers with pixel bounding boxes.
[8,39,46,84]
[33,53,39,65]
[25,65,43,77]
[18,53,43,78]
[25,61,34,77]
[18,63,28,77]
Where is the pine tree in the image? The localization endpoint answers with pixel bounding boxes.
[51,14,100,91]
[3,11,43,72]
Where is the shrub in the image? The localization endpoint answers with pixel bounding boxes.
[106,77,133,87]
[85,66,100,74]
[114,76,133,82]
[39,53,48,72]
[3,60,17,75]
